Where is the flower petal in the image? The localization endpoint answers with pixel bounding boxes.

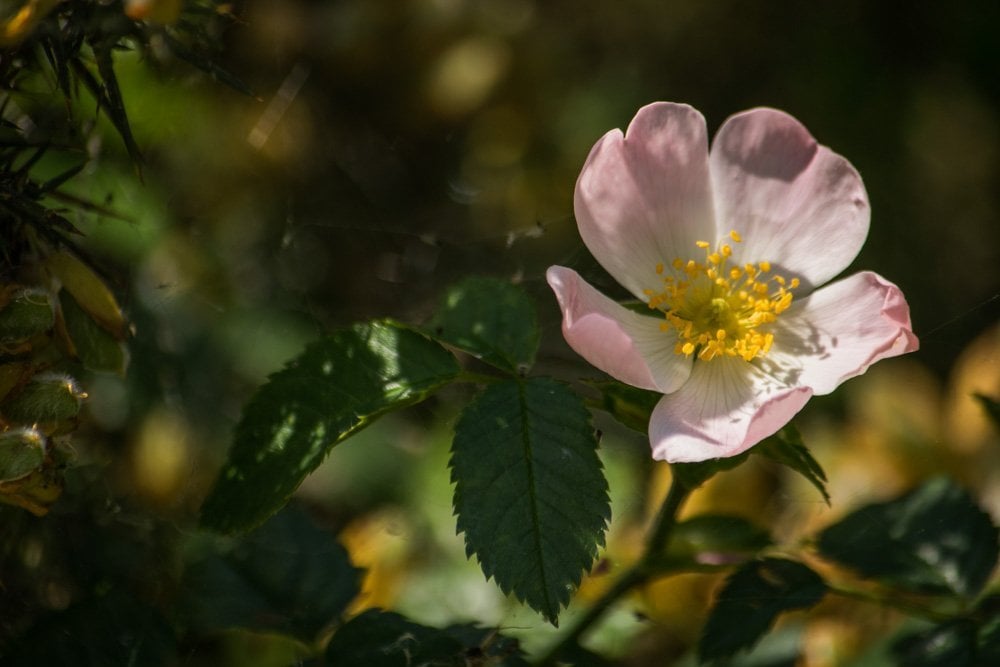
[649,356,813,462]
[575,102,716,300]
[710,108,869,287]
[766,271,919,395]
[547,265,692,393]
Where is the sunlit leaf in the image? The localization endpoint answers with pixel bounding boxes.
[325,609,529,667]
[179,507,361,643]
[755,424,829,504]
[427,277,539,373]
[450,377,609,625]
[200,320,460,533]
[699,558,826,664]
[817,477,999,598]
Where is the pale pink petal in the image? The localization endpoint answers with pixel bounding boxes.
[710,108,869,288]
[575,102,717,300]
[547,266,692,393]
[649,356,813,462]
[765,271,919,395]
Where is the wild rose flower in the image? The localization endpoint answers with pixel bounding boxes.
[547,102,919,463]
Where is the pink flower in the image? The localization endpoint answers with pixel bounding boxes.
[547,103,919,463]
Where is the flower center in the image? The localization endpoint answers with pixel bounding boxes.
[644,230,799,362]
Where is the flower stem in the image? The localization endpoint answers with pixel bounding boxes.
[825,583,958,624]
[534,473,692,665]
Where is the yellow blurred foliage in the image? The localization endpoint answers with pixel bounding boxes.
[339,509,412,615]
[0,0,61,48]
[130,408,192,508]
[124,0,183,25]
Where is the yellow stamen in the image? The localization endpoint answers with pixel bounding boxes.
[645,230,799,363]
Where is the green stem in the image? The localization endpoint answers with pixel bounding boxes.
[534,474,692,665]
[825,583,958,624]
[455,370,503,385]
[644,474,691,555]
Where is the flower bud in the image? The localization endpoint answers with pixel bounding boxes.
[0,287,54,344]
[1,373,84,423]
[0,427,47,482]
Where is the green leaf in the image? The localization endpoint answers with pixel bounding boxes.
[0,428,46,482]
[588,379,660,434]
[450,377,609,624]
[200,320,460,533]
[179,507,361,643]
[427,277,539,373]
[0,288,54,342]
[157,29,258,98]
[755,425,829,505]
[1,373,83,423]
[59,292,128,374]
[699,558,826,664]
[979,612,1000,664]
[817,477,999,598]
[665,514,772,568]
[891,620,978,667]
[325,609,529,667]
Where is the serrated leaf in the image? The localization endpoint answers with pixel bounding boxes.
[427,277,539,373]
[179,507,361,642]
[588,379,660,434]
[699,558,826,664]
[201,320,460,533]
[450,377,609,625]
[817,477,999,598]
[891,620,978,667]
[325,610,528,667]
[666,514,772,568]
[755,425,829,504]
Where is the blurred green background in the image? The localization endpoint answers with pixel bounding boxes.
[5,0,1000,664]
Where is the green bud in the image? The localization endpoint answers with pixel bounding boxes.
[1,373,84,423]
[0,428,47,482]
[60,292,129,375]
[0,288,54,343]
